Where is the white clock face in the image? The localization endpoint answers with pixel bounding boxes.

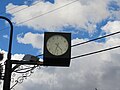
[46,35,69,56]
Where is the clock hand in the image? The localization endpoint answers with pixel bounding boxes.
[58,45,62,52]
[55,43,59,55]
[55,43,62,53]
[54,46,57,54]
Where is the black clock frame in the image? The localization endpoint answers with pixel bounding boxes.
[43,32,71,67]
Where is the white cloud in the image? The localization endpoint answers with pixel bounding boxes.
[17,32,44,50]
[0,49,24,87]
[13,36,120,90]
[11,53,24,60]
[101,21,120,47]
[1,30,120,90]
[109,0,120,20]
[10,19,119,90]
[102,21,120,34]
[16,20,120,57]
[0,49,24,62]
[6,0,110,32]
[2,0,120,90]
[3,35,9,39]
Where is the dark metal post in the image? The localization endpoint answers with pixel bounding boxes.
[0,16,13,90]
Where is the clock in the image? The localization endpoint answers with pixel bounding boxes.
[43,32,71,67]
[46,35,68,56]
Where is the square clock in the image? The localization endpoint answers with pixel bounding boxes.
[43,32,71,67]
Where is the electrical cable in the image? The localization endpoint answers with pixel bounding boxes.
[0,0,79,32]
[36,31,120,57]
[16,0,79,25]
[0,1,41,15]
[72,31,120,47]
[71,45,120,59]
[36,54,43,57]
[10,45,120,89]
[1,0,120,62]
[0,7,17,15]
[36,45,120,59]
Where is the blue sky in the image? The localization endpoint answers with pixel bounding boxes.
[0,0,115,55]
[0,0,120,90]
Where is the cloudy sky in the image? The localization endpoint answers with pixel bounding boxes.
[0,0,120,90]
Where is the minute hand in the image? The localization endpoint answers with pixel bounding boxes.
[56,43,62,52]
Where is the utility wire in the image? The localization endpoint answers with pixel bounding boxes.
[0,1,41,32]
[37,45,120,59]
[16,0,79,25]
[0,1,41,15]
[36,54,43,57]
[0,6,17,15]
[71,45,120,59]
[10,45,120,89]
[0,0,79,32]
[36,31,120,57]
[0,0,120,60]
[72,31,120,47]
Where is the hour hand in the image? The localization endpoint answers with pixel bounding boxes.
[55,43,62,52]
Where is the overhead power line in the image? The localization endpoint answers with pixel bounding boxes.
[0,7,17,15]
[0,7,119,62]
[0,0,79,32]
[72,31,120,47]
[36,54,44,57]
[0,1,42,15]
[71,45,120,59]
[0,1,120,60]
[16,0,79,25]
[36,31,120,57]
[36,45,120,59]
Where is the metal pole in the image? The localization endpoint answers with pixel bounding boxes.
[0,16,13,90]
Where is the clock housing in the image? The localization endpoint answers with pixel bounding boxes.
[43,32,71,67]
